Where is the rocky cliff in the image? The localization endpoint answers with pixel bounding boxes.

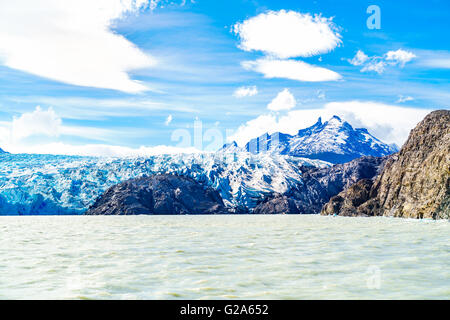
[86,174,229,215]
[322,110,450,219]
[253,156,388,214]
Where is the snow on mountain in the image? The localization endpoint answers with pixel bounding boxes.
[223,115,398,164]
[0,152,329,215]
[217,141,244,153]
[0,115,397,215]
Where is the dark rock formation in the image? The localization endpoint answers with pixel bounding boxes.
[322,110,450,219]
[253,156,388,214]
[253,194,301,214]
[86,174,229,215]
[321,179,374,216]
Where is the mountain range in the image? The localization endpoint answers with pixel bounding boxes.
[221,115,398,164]
[85,110,448,218]
[0,114,404,215]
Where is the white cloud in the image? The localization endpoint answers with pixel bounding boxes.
[165,114,173,126]
[242,58,341,82]
[420,58,450,69]
[385,49,416,67]
[233,10,341,59]
[348,50,369,66]
[234,10,342,82]
[411,49,450,69]
[0,0,156,93]
[8,96,196,120]
[228,101,431,147]
[396,95,414,103]
[361,60,386,74]
[233,86,258,98]
[227,114,280,146]
[267,89,296,111]
[317,90,326,100]
[0,106,202,157]
[5,143,202,157]
[11,106,61,141]
[349,49,416,74]
[2,106,140,145]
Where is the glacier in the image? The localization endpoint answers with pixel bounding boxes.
[0,152,330,215]
[0,115,400,215]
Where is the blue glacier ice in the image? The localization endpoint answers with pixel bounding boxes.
[0,152,329,215]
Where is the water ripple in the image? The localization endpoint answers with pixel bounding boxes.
[0,215,448,299]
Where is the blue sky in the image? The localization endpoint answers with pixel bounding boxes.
[0,0,448,156]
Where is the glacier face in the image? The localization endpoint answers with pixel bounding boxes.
[223,115,399,164]
[0,152,329,215]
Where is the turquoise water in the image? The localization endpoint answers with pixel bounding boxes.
[0,215,448,299]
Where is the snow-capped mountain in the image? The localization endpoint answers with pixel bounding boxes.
[222,116,398,164]
[217,141,242,153]
[0,115,398,215]
[0,152,329,215]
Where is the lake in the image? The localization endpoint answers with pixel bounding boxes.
[0,215,448,299]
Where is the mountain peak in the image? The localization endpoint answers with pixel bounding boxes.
[326,115,345,125]
[331,115,342,121]
[218,141,242,153]
[237,115,397,164]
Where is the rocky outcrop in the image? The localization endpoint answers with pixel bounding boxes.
[321,179,374,216]
[253,194,301,214]
[86,174,229,215]
[322,110,450,219]
[253,156,388,214]
[86,156,388,216]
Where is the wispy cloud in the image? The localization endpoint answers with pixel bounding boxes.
[242,58,341,82]
[348,49,416,74]
[164,114,173,125]
[385,49,416,67]
[0,0,157,93]
[5,96,196,120]
[396,95,414,103]
[5,143,202,157]
[413,50,450,69]
[420,58,450,69]
[361,61,387,74]
[233,86,258,98]
[0,106,199,156]
[349,50,369,66]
